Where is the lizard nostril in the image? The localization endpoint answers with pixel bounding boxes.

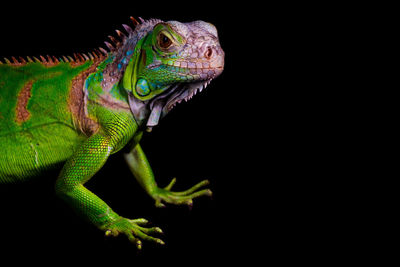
[204,47,213,59]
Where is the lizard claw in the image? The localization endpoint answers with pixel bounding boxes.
[151,178,212,208]
[102,217,164,249]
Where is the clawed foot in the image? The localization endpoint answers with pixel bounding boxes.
[102,217,164,249]
[151,178,212,208]
[101,179,211,249]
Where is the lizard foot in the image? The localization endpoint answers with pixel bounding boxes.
[102,217,164,249]
[151,178,212,208]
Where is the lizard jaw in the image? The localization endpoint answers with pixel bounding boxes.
[164,79,212,112]
[144,79,212,131]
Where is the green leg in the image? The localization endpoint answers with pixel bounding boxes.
[55,133,163,249]
[124,144,212,208]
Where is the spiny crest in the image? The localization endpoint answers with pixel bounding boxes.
[104,17,162,53]
[0,16,145,66]
[0,50,109,66]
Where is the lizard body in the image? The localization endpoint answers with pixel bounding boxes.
[0,17,224,248]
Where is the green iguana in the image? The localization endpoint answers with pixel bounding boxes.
[0,17,224,249]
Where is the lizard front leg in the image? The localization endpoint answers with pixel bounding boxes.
[124,143,212,208]
[55,123,163,249]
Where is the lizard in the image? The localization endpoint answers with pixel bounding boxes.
[0,17,224,249]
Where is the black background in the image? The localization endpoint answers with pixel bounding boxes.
[0,2,351,266]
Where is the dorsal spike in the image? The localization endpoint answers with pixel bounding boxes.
[62,56,69,62]
[82,53,90,60]
[11,56,19,64]
[99,47,108,56]
[108,35,119,46]
[52,56,59,63]
[91,50,99,59]
[40,55,47,63]
[33,56,41,63]
[130,16,139,26]
[88,52,94,60]
[67,56,74,62]
[26,56,34,63]
[46,55,54,63]
[18,57,27,64]
[104,41,114,51]
[4,58,11,64]
[122,24,134,34]
[138,17,145,23]
[75,53,85,62]
[94,48,106,58]
[115,29,126,39]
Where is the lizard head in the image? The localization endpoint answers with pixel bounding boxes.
[122,19,225,130]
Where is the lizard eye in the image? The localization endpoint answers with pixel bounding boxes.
[157,32,172,49]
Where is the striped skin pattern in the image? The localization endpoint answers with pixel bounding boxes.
[0,61,94,181]
[0,17,224,249]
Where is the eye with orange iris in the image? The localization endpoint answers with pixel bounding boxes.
[158,33,172,49]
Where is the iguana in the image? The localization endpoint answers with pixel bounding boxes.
[0,17,224,249]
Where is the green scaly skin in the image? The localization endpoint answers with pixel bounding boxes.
[0,17,224,249]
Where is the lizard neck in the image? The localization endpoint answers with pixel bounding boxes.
[84,56,131,112]
[84,19,163,129]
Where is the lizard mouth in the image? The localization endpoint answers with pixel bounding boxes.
[143,57,224,131]
[160,59,224,112]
